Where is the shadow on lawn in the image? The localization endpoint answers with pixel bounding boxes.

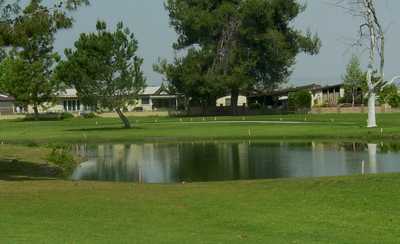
[0,160,63,181]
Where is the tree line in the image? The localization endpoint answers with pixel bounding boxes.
[0,0,398,128]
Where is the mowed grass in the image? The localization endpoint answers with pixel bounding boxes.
[0,113,400,143]
[1,174,400,243]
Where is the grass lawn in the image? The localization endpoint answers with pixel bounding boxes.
[0,113,400,144]
[1,113,400,243]
[0,174,399,243]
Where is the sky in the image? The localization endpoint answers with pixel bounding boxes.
[54,0,400,86]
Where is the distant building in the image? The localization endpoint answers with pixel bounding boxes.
[248,83,345,109]
[135,84,180,112]
[23,84,180,114]
[216,95,248,107]
[0,94,15,114]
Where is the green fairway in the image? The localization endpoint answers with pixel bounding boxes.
[0,113,400,144]
[1,113,400,243]
[0,174,399,243]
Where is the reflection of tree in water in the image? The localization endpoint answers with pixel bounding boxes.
[247,142,291,179]
[72,141,400,183]
[177,142,238,182]
[74,144,180,183]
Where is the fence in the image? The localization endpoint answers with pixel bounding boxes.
[311,105,400,114]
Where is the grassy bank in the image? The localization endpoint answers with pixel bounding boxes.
[0,174,399,243]
[0,145,77,180]
[0,113,400,144]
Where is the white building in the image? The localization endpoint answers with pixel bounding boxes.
[25,85,180,114]
[216,95,248,107]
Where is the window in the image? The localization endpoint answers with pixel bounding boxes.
[141,97,150,105]
[64,100,81,112]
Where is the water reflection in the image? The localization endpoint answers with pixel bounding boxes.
[71,141,400,183]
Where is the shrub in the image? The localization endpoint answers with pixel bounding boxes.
[288,90,312,112]
[46,144,77,176]
[24,112,74,121]
[388,95,400,108]
[249,102,262,110]
[81,112,98,119]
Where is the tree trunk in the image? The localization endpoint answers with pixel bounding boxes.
[352,89,355,107]
[231,89,239,115]
[367,91,377,128]
[33,105,39,121]
[116,108,131,129]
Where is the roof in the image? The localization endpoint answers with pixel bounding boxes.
[141,86,162,95]
[248,82,344,97]
[0,94,15,102]
[57,89,78,98]
[56,84,177,98]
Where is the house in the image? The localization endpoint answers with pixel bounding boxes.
[312,83,345,107]
[0,94,15,114]
[24,84,180,114]
[134,85,180,112]
[247,83,345,109]
[216,95,248,107]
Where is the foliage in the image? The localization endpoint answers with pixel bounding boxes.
[164,0,320,109]
[46,143,77,176]
[342,55,366,106]
[380,84,400,108]
[56,21,146,128]
[81,112,98,119]
[24,112,74,121]
[288,90,311,112]
[154,48,218,109]
[0,0,88,118]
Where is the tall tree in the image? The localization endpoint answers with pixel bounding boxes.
[165,0,320,113]
[56,21,146,129]
[342,55,365,107]
[340,0,400,127]
[154,48,219,111]
[0,0,88,119]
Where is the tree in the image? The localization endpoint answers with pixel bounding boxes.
[288,90,311,113]
[340,0,400,127]
[165,0,320,113]
[154,48,219,111]
[379,84,400,108]
[0,0,89,119]
[56,21,146,129]
[342,55,365,107]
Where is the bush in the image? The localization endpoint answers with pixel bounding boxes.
[388,95,400,108]
[24,112,74,121]
[81,112,98,119]
[288,90,312,112]
[46,144,77,176]
[249,102,262,110]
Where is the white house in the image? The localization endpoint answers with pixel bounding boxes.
[216,95,248,107]
[134,85,180,112]
[25,84,180,114]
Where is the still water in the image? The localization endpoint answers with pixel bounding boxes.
[71,141,400,183]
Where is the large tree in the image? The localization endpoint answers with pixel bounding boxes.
[56,21,146,129]
[154,48,219,111]
[164,0,320,112]
[0,0,88,118]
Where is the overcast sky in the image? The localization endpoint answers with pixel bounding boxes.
[54,0,400,86]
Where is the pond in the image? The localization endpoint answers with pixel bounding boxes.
[71,141,400,183]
